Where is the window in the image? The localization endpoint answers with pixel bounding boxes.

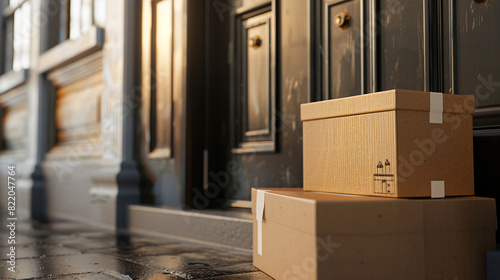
[67,0,106,40]
[44,0,106,50]
[1,0,31,73]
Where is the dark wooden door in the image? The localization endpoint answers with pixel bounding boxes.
[198,0,310,208]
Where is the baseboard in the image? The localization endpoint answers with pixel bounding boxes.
[129,205,253,251]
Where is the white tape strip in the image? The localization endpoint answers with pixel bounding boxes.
[430,92,443,124]
[431,181,445,198]
[256,190,266,256]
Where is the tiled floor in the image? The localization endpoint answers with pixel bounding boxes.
[0,217,271,279]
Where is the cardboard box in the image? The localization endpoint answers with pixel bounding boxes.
[252,188,496,280]
[301,89,475,197]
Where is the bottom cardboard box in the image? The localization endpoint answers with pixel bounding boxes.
[252,188,496,280]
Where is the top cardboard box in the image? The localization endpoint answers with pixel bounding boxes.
[301,89,475,198]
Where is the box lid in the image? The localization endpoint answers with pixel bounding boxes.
[252,189,496,236]
[300,89,475,122]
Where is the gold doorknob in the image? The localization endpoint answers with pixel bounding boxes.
[248,36,262,49]
[335,12,350,29]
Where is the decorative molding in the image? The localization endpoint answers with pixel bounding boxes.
[56,123,101,144]
[231,141,274,154]
[226,199,252,208]
[236,0,271,15]
[47,51,103,87]
[0,84,27,107]
[149,147,172,159]
[2,102,28,151]
[368,0,377,93]
[38,26,104,74]
[45,143,101,161]
[473,106,500,131]
[475,106,500,117]
[0,69,28,94]
[448,0,456,94]
[43,43,104,159]
[0,87,28,153]
[47,70,103,158]
[423,0,430,92]
[473,128,500,137]
[360,0,365,94]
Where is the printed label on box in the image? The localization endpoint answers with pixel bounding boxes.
[373,159,395,195]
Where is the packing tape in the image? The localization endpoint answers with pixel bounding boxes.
[256,190,266,256]
[431,181,445,198]
[430,92,443,124]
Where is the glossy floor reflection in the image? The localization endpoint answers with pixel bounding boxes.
[0,216,271,279]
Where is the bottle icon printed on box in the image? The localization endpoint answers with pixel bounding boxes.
[373,159,395,194]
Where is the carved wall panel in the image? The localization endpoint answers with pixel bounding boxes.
[46,50,103,158]
[3,103,27,150]
[0,87,28,153]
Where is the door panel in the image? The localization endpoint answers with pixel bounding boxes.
[153,0,174,158]
[441,0,500,128]
[246,21,269,134]
[377,0,425,92]
[454,0,500,107]
[324,0,361,99]
[237,12,274,150]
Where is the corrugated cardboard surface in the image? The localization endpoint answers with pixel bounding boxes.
[302,89,474,197]
[303,110,399,196]
[252,189,496,280]
[301,89,474,121]
[396,109,474,197]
